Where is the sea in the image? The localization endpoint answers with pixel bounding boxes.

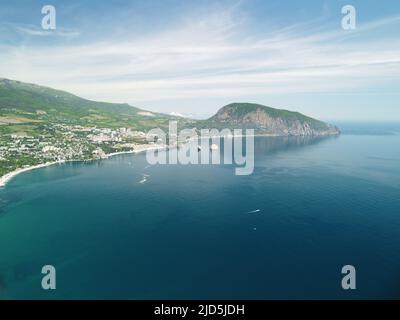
[1,122,400,299]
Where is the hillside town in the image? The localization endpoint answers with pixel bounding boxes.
[0,124,160,177]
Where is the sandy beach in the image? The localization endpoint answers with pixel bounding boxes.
[0,144,167,188]
[106,144,166,158]
[0,161,61,187]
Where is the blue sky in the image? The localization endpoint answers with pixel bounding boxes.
[0,0,399,121]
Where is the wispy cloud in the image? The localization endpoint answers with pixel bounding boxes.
[16,25,80,38]
[0,4,399,118]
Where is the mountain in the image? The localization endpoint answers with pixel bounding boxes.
[204,103,340,136]
[0,79,340,179]
[0,79,339,136]
[0,78,181,130]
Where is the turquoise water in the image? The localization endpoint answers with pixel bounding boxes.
[1,132,400,299]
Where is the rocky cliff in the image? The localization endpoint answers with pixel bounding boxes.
[206,103,340,136]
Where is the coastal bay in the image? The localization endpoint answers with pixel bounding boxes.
[1,133,400,299]
[0,143,165,187]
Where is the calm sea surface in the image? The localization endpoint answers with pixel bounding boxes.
[1,125,400,299]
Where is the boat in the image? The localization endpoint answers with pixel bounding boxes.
[210,144,219,151]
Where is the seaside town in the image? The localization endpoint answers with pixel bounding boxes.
[0,123,163,184]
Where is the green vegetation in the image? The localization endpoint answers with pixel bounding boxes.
[0,79,339,179]
[209,102,327,128]
[196,102,339,135]
[0,78,182,130]
[0,78,190,178]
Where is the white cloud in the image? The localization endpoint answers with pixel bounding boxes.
[1,7,399,116]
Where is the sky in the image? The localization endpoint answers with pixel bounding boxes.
[0,0,399,121]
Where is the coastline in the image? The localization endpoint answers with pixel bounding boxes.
[0,131,339,188]
[0,144,166,188]
[0,161,61,188]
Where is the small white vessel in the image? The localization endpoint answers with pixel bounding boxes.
[210,144,219,150]
[247,209,261,214]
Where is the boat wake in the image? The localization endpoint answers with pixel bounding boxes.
[247,209,261,214]
[139,174,150,184]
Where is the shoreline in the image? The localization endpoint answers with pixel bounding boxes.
[0,132,339,188]
[0,161,61,188]
[0,144,166,188]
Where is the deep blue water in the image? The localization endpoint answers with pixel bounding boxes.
[1,130,400,299]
